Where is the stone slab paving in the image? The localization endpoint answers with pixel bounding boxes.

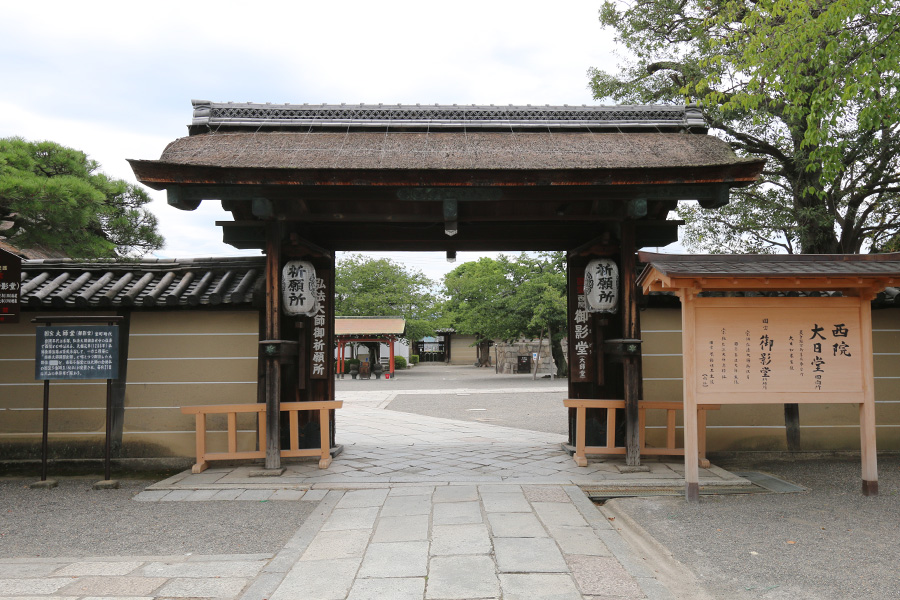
[2,484,672,600]
[2,386,750,599]
[141,391,748,494]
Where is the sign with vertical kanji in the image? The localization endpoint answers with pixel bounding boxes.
[571,277,594,382]
[310,277,328,379]
[0,248,21,324]
[281,260,317,316]
[694,298,864,398]
[35,326,119,380]
[584,258,619,314]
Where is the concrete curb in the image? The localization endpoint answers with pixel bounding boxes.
[601,498,713,600]
[239,489,343,600]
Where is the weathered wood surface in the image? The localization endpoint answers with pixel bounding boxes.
[563,399,719,468]
[181,401,342,473]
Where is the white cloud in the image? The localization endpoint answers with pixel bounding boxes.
[1,0,629,261]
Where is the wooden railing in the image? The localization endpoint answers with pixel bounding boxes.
[563,399,720,468]
[180,401,342,473]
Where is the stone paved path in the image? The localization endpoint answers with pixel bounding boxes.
[2,383,744,599]
[0,483,670,600]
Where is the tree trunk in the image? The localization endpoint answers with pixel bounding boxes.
[548,324,567,377]
[476,339,492,367]
[794,168,839,254]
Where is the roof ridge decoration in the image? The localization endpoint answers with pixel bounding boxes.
[190,100,707,133]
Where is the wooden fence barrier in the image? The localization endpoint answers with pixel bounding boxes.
[563,399,719,468]
[180,401,342,473]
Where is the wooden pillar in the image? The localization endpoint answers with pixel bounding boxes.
[110,310,131,451]
[679,290,701,502]
[264,228,282,470]
[784,404,801,451]
[621,223,641,466]
[858,294,879,495]
[389,335,395,377]
[567,254,608,445]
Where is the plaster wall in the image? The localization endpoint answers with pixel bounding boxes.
[448,334,478,365]
[0,310,260,460]
[3,307,899,460]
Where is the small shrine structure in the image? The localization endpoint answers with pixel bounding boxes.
[335,316,406,378]
[638,252,900,501]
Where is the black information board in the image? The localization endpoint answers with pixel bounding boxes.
[0,248,21,324]
[35,326,119,380]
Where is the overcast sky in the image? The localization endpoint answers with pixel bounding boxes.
[0,0,678,282]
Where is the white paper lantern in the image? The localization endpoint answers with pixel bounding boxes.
[281,260,318,316]
[584,259,619,314]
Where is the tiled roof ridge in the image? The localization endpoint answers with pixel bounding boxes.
[20,256,265,309]
[24,255,264,268]
[190,100,707,132]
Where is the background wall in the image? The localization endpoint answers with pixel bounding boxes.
[448,334,478,366]
[3,306,898,460]
[0,310,260,459]
[495,339,555,375]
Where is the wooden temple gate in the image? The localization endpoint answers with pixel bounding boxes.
[130,101,764,472]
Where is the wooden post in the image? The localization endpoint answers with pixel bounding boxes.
[264,228,282,470]
[566,255,592,444]
[389,335,395,377]
[858,295,879,495]
[110,310,130,450]
[621,223,640,466]
[784,404,801,451]
[679,290,701,502]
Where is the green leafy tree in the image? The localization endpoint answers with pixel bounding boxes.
[335,254,441,344]
[589,0,900,254]
[0,137,164,257]
[443,252,568,375]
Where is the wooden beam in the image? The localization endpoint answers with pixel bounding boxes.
[286,232,333,259]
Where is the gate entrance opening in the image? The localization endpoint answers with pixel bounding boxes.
[130,101,764,472]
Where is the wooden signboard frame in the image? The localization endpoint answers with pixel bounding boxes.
[638,253,899,502]
[681,294,877,501]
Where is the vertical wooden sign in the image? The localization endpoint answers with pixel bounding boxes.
[571,276,594,382]
[0,248,21,324]
[310,277,328,379]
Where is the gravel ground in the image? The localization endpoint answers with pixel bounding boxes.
[610,455,900,600]
[0,478,316,558]
[386,391,568,435]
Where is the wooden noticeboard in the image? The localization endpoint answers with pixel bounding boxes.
[693,297,866,402]
[678,293,878,501]
[637,252,898,502]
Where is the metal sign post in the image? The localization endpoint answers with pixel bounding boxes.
[32,316,123,488]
